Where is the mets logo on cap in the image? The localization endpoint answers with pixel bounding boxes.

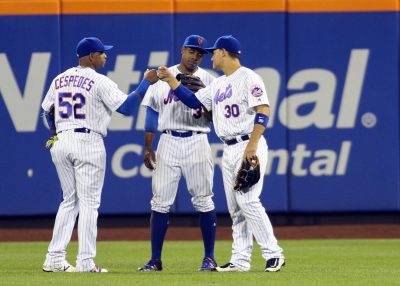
[197,37,204,45]
[251,85,263,97]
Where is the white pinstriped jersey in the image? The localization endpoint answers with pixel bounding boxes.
[197,65,284,268]
[42,66,127,137]
[41,65,126,271]
[141,65,215,133]
[195,66,269,139]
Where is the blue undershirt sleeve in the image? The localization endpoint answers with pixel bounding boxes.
[116,79,151,115]
[173,84,203,109]
[144,107,159,133]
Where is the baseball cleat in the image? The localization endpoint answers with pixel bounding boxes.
[214,262,248,272]
[138,259,162,271]
[42,261,75,272]
[265,258,285,272]
[90,265,108,272]
[199,257,217,271]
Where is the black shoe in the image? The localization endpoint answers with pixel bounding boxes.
[265,258,285,272]
[138,259,162,271]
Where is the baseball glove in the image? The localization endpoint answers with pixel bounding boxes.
[45,136,58,149]
[176,73,206,92]
[234,156,261,193]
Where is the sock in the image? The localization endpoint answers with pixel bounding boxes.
[199,210,217,260]
[150,211,169,260]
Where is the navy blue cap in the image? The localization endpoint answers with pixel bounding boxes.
[76,37,113,58]
[182,35,209,54]
[206,35,241,55]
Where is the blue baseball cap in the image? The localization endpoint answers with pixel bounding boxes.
[182,35,209,54]
[206,35,241,55]
[76,37,113,58]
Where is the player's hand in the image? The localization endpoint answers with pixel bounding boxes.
[243,141,257,165]
[157,66,173,81]
[144,148,157,170]
[144,69,159,84]
[157,66,180,90]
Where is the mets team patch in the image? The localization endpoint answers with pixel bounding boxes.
[251,85,263,97]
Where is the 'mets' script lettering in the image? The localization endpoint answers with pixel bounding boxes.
[214,84,233,104]
[163,89,180,105]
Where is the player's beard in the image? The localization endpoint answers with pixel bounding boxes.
[185,61,198,73]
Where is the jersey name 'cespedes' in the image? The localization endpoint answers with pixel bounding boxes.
[42,66,127,137]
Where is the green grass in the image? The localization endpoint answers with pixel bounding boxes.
[0,239,399,286]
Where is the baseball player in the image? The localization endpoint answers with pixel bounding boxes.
[138,35,217,272]
[157,35,285,272]
[41,37,158,273]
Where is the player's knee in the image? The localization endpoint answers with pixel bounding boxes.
[192,197,215,212]
[151,202,172,213]
[237,199,263,215]
[78,197,101,209]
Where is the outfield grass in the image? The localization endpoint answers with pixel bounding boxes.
[0,239,399,286]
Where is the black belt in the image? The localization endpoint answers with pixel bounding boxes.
[58,128,91,134]
[162,130,202,138]
[224,135,250,145]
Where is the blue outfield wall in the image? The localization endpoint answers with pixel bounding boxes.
[0,10,399,215]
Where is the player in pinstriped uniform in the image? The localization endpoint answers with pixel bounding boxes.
[157,35,285,272]
[138,35,218,271]
[41,37,158,273]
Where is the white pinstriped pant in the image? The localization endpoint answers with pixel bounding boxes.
[151,133,215,213]
[221,136,284,270]
[44,130,105,271]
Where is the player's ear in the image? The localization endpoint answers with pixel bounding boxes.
[89,52,94,61]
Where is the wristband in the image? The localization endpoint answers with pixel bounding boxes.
[254,113,269,127]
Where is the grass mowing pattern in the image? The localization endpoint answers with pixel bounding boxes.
[0,239,399,286]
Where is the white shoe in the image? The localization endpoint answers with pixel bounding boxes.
[90,265,108,273]
[42,261,75,272]
[215,262,248,272]
[265,258,285,272]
